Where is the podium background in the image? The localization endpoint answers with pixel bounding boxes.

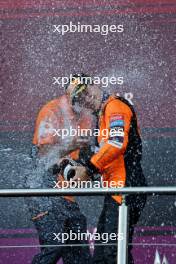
[0,1,176,263]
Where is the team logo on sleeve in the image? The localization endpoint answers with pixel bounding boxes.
[108,114,124,148]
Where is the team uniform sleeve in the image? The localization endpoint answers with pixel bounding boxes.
[90,102,132,172]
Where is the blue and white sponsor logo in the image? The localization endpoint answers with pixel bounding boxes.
[110,120,124,127]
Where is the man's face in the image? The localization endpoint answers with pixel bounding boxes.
[80,85,101,111]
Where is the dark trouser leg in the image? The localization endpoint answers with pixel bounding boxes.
[127,194,146,264]
[29,195,91,264]
[93,195,136,264]
[31,210,66,264]
[57,199,91,264]
[93,195,119,264]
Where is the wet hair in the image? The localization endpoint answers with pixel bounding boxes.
[65,73,94,105]
[65,73,93,90]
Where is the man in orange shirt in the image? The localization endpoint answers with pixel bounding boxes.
[72,85,147,264]
[27,74,95,264]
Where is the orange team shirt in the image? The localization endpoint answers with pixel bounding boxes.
[91,96,133,204]
[33,95,94,202]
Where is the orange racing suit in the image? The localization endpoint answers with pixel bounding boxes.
[90,95,146,204]
[91,94,147,264]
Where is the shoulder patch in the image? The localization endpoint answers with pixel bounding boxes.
[110,114,124,121]
[109,114,125,148]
